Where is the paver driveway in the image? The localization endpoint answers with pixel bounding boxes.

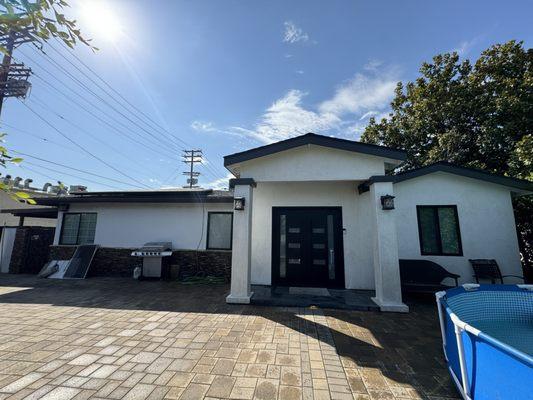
[0,275,458,400]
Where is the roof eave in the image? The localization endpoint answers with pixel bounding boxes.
[224,133,407,167]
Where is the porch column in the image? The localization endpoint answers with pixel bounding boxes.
[226,179,255,304]
[369,180,408,312]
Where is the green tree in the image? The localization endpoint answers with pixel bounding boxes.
[361,40,533,279]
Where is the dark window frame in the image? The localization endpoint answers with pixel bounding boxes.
[206,211,233,250]
[416,205,463,256]
[59,212,97,245]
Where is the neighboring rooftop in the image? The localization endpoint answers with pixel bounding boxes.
[35,188,233,205]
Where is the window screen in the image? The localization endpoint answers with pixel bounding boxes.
[207,212,233,250]
[60,213,97,245]
[417,206,462,256]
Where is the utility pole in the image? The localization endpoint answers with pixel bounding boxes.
[0,28,34,117]
[182,150,203,188]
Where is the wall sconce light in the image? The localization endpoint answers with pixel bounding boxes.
[234,197,245,210]
[380,195,395,210]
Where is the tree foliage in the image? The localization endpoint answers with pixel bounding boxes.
[361,40,533,279]
[0,0,92,51]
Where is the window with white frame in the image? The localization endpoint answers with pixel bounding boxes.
[60,213,97,245]
[207,212,233,250]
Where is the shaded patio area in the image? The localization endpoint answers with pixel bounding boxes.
[251,285,379,311]
[0,274,459,399]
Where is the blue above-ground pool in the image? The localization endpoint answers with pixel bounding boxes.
[436,284,533,400]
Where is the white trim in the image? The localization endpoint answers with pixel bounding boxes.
[448,365,472,400]
[450,312,481,336]
[371,297,409,312]
[462,283,480,291]
[453,322,471,399]
[517,284,533,291]
[435,291,447,354]
[226,292,254,304]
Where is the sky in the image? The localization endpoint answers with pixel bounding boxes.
[1,0,532,191]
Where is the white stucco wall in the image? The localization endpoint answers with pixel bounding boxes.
[394,172,523,284]
[237,145,388,182]
[53,202,233,250]
[250,181,375,290]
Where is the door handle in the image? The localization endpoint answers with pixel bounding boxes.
[329,249,334,265]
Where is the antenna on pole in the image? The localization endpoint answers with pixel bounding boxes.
[182,150,202,188]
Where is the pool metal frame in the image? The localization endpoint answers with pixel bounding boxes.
[435,283,533,400]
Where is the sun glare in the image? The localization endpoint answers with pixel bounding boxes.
[81,1,124,42]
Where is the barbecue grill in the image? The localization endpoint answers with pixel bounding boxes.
[131,242,173,279]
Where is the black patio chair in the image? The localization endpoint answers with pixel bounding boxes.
[399,259,460,294]
[469,259,524,284]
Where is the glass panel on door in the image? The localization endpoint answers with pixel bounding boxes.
[327,214,335,280]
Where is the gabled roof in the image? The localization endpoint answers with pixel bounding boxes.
[393,162,533,193]
[36,189,234,205]
[224,132,407,166]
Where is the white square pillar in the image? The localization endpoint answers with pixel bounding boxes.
[369,180,408,312]
[226,180,255,304]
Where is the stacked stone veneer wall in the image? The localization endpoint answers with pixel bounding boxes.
[48,246,232,281]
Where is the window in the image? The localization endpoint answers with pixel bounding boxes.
[60,213,97,245]
[417,206,462,256]
[207,212,233,250]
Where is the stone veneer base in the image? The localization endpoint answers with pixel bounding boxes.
[48,246,232,282]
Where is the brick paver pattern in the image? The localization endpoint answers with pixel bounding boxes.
[0,276,459,400]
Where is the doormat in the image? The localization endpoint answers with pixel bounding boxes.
[289,287,330,296]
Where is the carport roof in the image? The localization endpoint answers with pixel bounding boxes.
[224,132,407,166]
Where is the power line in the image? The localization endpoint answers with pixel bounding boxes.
[22,161,121,189]
[30,45,185,154]
[9,149,149,188]
[14,46,227,184]
[28,95,164,178]
[49,39,229,180]
[20,101,151,189]
[16,51,183,161]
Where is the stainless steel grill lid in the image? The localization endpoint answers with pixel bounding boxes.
[131,242,172,257]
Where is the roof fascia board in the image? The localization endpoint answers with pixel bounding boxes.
[224,133,407,166]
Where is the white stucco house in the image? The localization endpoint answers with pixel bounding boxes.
[38,133,532,312]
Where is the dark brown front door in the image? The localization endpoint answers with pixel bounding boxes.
[272,207,345,288]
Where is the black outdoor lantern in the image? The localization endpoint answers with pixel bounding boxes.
[234,197,245,210]
[380,195,395,210]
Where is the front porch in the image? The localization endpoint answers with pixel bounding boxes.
[251,285,380,311]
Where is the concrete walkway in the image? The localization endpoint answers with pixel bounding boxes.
[0,275,458,399]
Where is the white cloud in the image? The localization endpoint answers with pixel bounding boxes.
[319,72,397,116]
[364,59,383,71]
[283,21,309,44]
[205,173,233,190]
[195,64,399,145]
[452,36,482,56]
[191,120,215,132]
[248,90,338,143]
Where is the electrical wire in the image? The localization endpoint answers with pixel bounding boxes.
[22,161,121,189]
[16,51,183,161]
[9,149,149,188]
[28,95,164,178]
[20,101,151,189]
[49,39,229,180]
